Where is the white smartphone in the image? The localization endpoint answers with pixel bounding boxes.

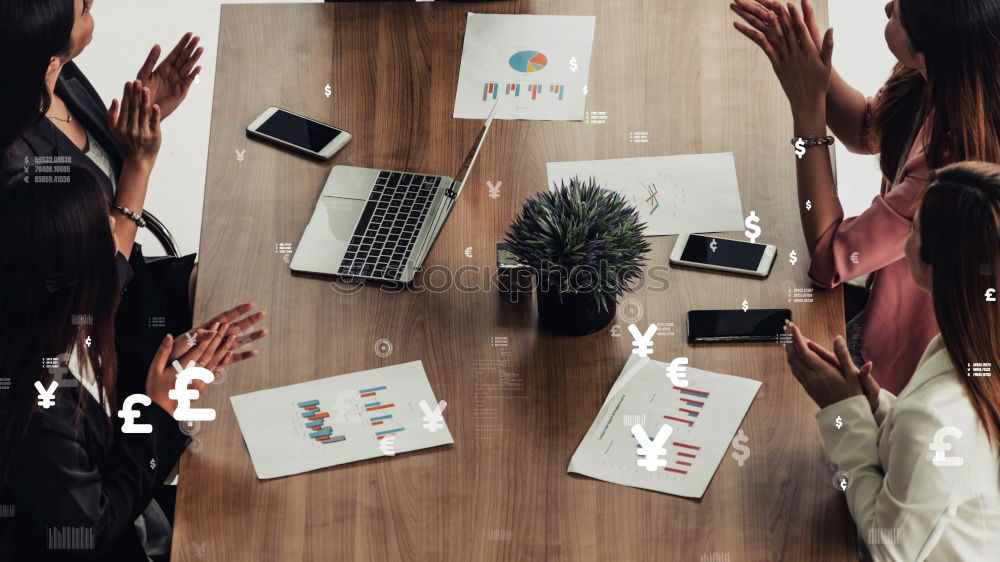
[246,106,351,160]
[669,233,777,278]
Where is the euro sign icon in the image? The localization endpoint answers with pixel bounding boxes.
[665,357,689,387]
[168,360,216,421]
[118,394,153,434]
[928,426,964,467]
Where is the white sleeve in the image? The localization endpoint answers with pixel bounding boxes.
[818,398,965,562]
[872,388,897,427]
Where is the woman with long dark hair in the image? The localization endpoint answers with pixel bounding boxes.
[0,165,266,560]
[731,0,1000,393]
[0,0,253,404]
[784,161,1000,560]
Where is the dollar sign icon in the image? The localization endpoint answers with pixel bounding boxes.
[794,138,806,158]
[835,415,843,429]
[789,250,797,265]
[731,429,750,467]
[569,56,578,73]
[744,211,761,243]
[324,84,332,98]
[805,199,813,211]
[582,85,589,96]
[741,299,749,312]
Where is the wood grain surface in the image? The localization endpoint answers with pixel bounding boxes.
[172,1,855,560]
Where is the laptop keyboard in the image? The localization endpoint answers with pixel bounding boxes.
[338,171,441,280]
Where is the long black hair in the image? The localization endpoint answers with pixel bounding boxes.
[0,0,75,149]
[0,165,121,480]
[873,0,1000,180]
[918,162,1000,448]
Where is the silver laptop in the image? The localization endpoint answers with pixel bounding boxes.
[290,106,496,283]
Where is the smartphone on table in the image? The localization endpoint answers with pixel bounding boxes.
[687,309,792,343]
[246,106,351,160]
[669,234,777,278]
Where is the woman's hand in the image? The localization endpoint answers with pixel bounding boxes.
[146,329,230,416]
[135,32,203,120]
[784,320,870,409]
[184,302,268,372]
[731,0,834,113]
[107,81,161,168]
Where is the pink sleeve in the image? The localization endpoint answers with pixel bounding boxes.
[808,170,928,288]
[844,91,880,155]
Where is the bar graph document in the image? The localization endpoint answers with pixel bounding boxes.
[568,355,761,498]
[231,361,453,479]
[547,154,746,237]
[453,13,596,120]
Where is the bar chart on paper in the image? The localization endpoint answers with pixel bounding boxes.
[231,361,454,479]
[569,355,761,497]
[360,385,406,440]
[453,14,595,120]
[297,399,347,445]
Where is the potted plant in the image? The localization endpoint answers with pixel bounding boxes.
[503,177,651,336]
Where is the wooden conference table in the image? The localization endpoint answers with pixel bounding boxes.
[174,1,854,560]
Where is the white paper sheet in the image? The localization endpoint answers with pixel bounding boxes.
[568,355,761,498]
[453,13,596,121]
[230,361,453,479]
[546,153,746,237]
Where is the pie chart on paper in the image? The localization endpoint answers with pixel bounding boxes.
[508,50,548,72]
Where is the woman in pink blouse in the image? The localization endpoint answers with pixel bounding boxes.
[731,0,1000,392]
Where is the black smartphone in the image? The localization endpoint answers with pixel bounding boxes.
[687,309,792,343]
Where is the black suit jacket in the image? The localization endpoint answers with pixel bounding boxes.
[1,62,194,403]
[0,383,188,561]
[3,61,125,197]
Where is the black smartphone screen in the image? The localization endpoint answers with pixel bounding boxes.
[687,309,792,343]
[256,109,342,152]
[680,234,766,272]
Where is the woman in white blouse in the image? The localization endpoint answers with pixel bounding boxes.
[783,161,1000,561]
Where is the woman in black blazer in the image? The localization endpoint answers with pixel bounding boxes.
[0,0,223,401]
[0,166,263,560]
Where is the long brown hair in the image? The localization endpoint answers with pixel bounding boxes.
[0,165,120,479]
[918,162,1000,446]
[873,0,1000,180]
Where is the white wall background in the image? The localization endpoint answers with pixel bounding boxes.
[828,0,897,217]
[75,0,892,256]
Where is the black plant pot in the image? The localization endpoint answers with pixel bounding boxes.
[536,288,616,336]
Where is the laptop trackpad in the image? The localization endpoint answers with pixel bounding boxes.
[319,196,363,242]
[321,165,380,199]
[289,196,363,274]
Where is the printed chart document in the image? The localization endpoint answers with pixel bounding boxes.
[453,13,596,120]
[231,361,453,479]
[547,153,745,236]
[568,355,761,498]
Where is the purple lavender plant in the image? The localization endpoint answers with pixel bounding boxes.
[502,177,651,311]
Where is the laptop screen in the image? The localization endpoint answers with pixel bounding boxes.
[451,102,498,190]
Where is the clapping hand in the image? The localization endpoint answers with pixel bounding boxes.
[731,0,833,113]
[172,302,268,373]
[136,32,203,120]
[783,320,878,410]
[147,328,229,416]
[107,81,161,168]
